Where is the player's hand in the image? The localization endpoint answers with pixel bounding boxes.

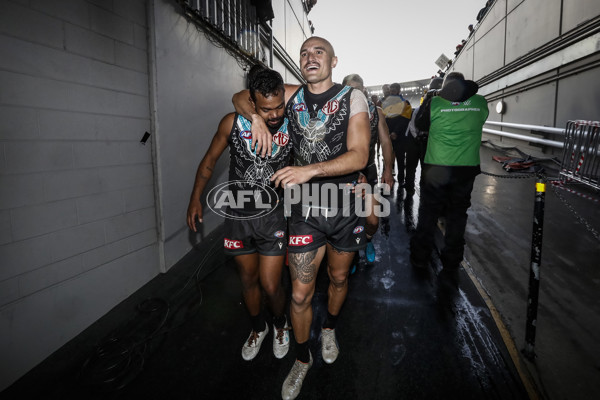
[389,131,397,140]
[250,115,272,158]
[186,201,203,232]
[350,173,367,193]
[355,173,368,199]
[271,166,314,188]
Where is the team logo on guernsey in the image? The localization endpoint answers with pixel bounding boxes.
[451,102,461,106]
[289,235,313,246]
[353,226,364,234]
[322,99,340,115]
[294,103,307,111]
[273,131,289,146]
[240,130,252,139]
[274,230,285,238]
[224,238,243,249]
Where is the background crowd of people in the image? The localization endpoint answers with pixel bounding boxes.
[442,0,497,74]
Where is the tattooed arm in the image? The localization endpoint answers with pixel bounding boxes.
[186,113,233,231]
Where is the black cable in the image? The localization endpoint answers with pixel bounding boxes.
[77,232,229,393]
[78,300,166,392]
[149,237,227,336]
[481,140,561,166]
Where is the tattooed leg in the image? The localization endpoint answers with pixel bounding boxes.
[289,250,318,284]
[288,246,326,343]
[326,243,355,316]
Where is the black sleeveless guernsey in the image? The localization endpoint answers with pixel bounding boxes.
[227,113,292,210]
[286,84,357,208]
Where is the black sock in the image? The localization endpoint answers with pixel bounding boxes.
[323,311,338,330]
[296,341,310,363]
[273,315,286,329]
[250,313,266,333]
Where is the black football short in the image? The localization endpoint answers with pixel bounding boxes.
[287,201,366,253]
[223,204,287,256]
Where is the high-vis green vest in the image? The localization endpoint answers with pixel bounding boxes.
[425,94,489,166]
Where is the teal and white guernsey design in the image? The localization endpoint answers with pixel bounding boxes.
[288,85,351,165]
[228,113,292,209]
[286,84,357,207]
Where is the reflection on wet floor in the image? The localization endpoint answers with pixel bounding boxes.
[3,185,529,400]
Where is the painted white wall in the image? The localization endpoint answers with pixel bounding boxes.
[0,0,310,391]
[0,0,158,390]
[150,0,245,270]
[452,0,600,155]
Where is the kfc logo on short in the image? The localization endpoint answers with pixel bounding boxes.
[322,100,340,115]
[294,103,307,112]
[274,230,285,238]
[289,235,313,246]
[353,226,364,234]
[240,130,252,139]
[273,131,289,146]
[224,238,244,249]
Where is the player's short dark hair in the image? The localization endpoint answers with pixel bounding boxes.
[249,67,284,102]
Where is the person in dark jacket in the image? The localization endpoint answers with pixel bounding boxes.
[403,77,443,193]
[477,0,493,22]
[381,83,411,187]
[409,72,489,281]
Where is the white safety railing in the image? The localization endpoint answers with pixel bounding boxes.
[483,120,600,190]
[483,121,565,149]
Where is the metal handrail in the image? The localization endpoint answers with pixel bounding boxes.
[482,127,564,149]
[484,121,565,135]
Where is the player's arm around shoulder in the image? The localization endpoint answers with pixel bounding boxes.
[231,83,300,158]
[231,89,270,156]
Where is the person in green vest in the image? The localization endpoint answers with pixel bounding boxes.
[409,72,489,281]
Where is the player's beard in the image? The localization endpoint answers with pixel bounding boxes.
[267,116,283,128]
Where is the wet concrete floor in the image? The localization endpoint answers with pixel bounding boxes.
[1,151,537,399]
[465,144,600,400]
